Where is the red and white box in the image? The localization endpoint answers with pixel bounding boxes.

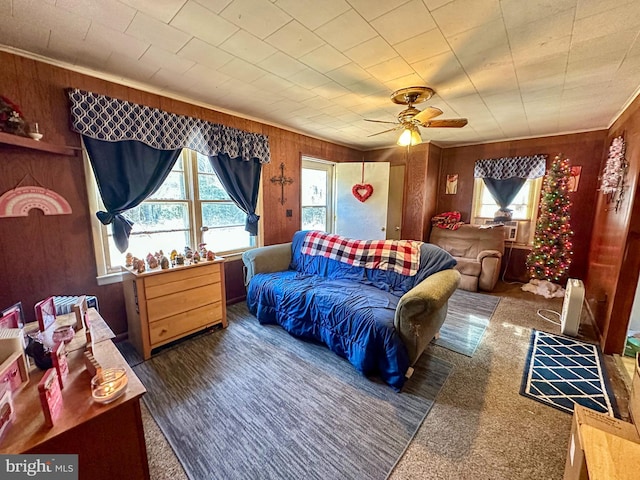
[51,342,69,390]
[34,296,56,332]
[0,387,15,444]
[38,369,63,427]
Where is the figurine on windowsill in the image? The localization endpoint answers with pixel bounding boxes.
[206,250,215,261]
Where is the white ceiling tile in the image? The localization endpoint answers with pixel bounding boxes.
[13,0,91,39]
[0,21,49,52]
[468,64,519,96]
[120,0,187,23]
[288,68,332,89]
[572,3,640,44]
[569,29,637,64]
[344,36,396,69]
[192,0,233,14]
[170,1,238,46]
[0,0,9,16]
[183,63,232,87]
[311,82,351,99]
[258,52,307,77]
[177,38,234,70]
[422,0,452,10]
[370,0,436,45]
[299,44,350,73]
[511,37,572,67]
[148,67,200,90]
[46,31,102,66]
[393,28,450,64]
[411,52,469,92]
[264,20,324,58]
[218,57,266,82]
[126,11,191,53]
[315,9,377,51]
[347,0,411,21]
[250,73,294,93]
[326,62,371,87]
[367,57,414,82]
[219,0,292,39]
[431,0,501,37]
[139,45,196,74]
[105,52,160,81]
[449,19,510,61]
[84,23,150,61]
[515,54,568,82]
[501,0,576,29]
[280,85,317,101]
[384,73,430,92]
[219,29,276,63]
[273,0,350,30]
[56,0,136,32]
[507,8,575,55]
[575,0,637,20]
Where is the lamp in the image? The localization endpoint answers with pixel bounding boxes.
[397,125,422,146]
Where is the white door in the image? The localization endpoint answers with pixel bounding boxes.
[334,162,389,240]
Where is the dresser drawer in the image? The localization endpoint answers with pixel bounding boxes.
[145,268,220,300]
[146,283,222,322]
[144,263,220,288]
[149,302,222,347]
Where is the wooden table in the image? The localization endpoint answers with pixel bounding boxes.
[1,310,150,480]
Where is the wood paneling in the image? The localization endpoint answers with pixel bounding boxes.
[586,93,640,354]
[437,131,607,280]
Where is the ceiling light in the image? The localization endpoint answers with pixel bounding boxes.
[397,126,422,146]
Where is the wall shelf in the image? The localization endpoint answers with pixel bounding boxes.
[0,131,77,156]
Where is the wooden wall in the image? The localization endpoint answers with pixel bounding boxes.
[0,51,360,335]
[586,93,640,354]
[437,131,607,280]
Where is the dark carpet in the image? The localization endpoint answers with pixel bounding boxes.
[520,329,619,416]
[132,302,453,480]
[433,289,501,356]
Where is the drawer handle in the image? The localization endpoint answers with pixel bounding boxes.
[160,328,168,336]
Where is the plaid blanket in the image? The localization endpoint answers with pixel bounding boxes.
[301,231,422,276]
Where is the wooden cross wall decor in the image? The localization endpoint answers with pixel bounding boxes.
[270,162,294,205]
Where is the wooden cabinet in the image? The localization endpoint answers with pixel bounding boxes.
[123,259,227,360]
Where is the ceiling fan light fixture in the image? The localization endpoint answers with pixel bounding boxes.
[397,126,422,146]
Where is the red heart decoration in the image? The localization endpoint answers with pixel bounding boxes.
[352,183,374,202]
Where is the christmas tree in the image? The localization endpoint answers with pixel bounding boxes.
[526,154,574,282]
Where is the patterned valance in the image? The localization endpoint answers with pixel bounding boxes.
[67,88,270,163]
[474,155,547,180]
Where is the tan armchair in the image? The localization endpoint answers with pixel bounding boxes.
[429,224,505,292]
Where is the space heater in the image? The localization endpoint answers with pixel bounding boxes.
[560,278,585,336]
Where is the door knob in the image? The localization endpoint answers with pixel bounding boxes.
[395,226,400,231]
[381,227,386,231]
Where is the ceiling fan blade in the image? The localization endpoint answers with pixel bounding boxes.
[424,118,468,128]
[413,106,443,124]
[364,119,400,125]
[367,126,402,137]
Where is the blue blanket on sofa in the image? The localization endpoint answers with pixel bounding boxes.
[246,231,456,390]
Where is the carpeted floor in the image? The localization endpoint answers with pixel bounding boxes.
[134,303,452,480]
[135,282,621,480]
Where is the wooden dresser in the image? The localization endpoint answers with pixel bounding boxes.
[123,259,227,360]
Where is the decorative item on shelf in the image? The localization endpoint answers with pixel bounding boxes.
[136,259,146,274]
[270,162,294,205]
[38,368,62,427]
[352,160,374,203]
[28,122,43,141]
[148,255,158,269]
[72,296,88,332]
[91,367,128,404]
[600,135,628,213]
[184,246,193,263]
[170,249,178,266]
[160,256,170,269]
[0,185,72,218]
[175,253,184,265]
[193,251,200,264]
[83,351,101,377]
[199,243,207,259]
[52,325,74,345]
[51,342,68,390]
[206,250,215,261]
[0,309,21,330]
[1,302,25,329]
[0,96,28,137]
[125,252,133,268]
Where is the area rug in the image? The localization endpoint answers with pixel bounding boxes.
[133,302,453,480]
[520,329,619,416]
[433,289,501,356]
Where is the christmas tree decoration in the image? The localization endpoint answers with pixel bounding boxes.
[526,154,574,282]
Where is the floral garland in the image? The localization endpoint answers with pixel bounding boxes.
[600,135,626,194]
[0,95,28,136]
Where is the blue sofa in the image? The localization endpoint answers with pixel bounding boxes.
[242,231,460,390]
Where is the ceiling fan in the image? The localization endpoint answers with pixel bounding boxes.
[365,86,468,146]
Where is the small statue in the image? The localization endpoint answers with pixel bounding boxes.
[125,252,133,267]
[160,256,170,269]
[193,251,200,264]
[170,249,178,266]
[206,250,215,261]
[199,243,207,258]
[136,259,146,273]
[184,246,193,259]
[175,253,185,265]
[148,256,159,269]
[146,252,155,264]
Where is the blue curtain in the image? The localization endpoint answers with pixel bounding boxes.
[483,177,527,214]
[208,153,262,236]
[83,137,181,252]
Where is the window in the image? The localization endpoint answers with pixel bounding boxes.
[471,177,543,243]
[301,158,334,232]
[86,148,257,281]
